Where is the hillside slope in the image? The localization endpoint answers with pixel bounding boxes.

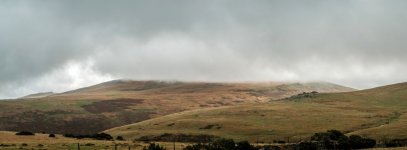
[0,80,353,134]
[21,92,55,99]
[106,82,407,142]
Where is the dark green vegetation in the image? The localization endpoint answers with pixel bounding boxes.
[0,80,352,134]
[116,135,125,141]
[63,132,113,140]
[143,143,166,150]
[383,139,407,147]
[107,82,407,142]
[15,131,34,136]
[143,131,376,150]
[138,133,219,143]
[310,130,376,149]
[183,139,258,150]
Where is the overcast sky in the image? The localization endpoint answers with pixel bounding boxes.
[1,0,407,99]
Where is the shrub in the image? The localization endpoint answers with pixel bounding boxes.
[49,134,56,137]
[273,140,286,144]
[212,138,235,150]
[63,132,113,140]
[337,136,350,149]
[384,139,407,147]
[138,133,218,143]
[183,143,207,150]
[311,130,346,141]
[143,143,166,150]
[15,131,35,136]
[310,130,376,150]
[116,136,125,141]
[184,138,257,150]
[262,145,281,150]
[297,142,318,150]
[94,133,113,140]
[348,135,376,149]
[236,141,255,150]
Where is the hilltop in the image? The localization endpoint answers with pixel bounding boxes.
[0,80,352,134]
[106,82,407,142]
[21,92,55,99]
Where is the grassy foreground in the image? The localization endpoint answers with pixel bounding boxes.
[0,131,192,150]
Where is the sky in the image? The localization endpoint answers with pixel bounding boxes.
[1,0,407,99]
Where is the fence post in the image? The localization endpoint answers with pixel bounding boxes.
[77,143,80,150]
[173,136,176,150]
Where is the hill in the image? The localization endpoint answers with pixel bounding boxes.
[106,82,407,142]
[21,92,55,99]
[0,80,353,134]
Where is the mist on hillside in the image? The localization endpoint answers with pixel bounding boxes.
[1,0,407,98]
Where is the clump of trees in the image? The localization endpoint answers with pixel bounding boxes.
[309,130,376,149]
[63,132,113,140]
[15,131,35,136]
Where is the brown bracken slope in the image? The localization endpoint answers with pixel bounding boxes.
[0,80,354,134]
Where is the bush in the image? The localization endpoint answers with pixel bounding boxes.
[262,145,281,150]
[297,142,318,150]
[384,139,407,147]
[94,133,113,140]
[49,134,56,137]
[143,143,166,150]
[63,132,113,140]
[273,140,286,144]
[15,131,35,136]
[236,141,255,150]
[337,136,350,149]
[348,135,376,149]
[184,138,257,150]
[310,130,376,150]
[116,136,125,141]
[311,130,346,141]
[138,133,218,143]
[183,143,207,150]
[212,138,235,150]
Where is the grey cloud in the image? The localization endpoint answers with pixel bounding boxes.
[1,0,407,98]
